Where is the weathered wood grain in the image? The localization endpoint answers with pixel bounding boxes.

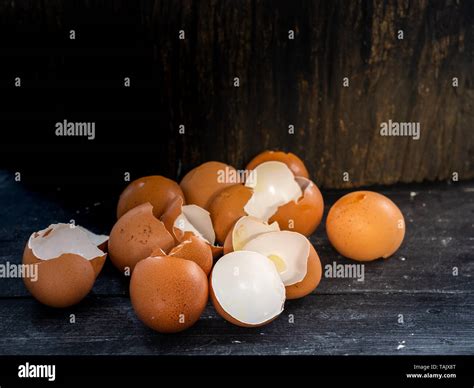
[0,1,472,187]
[0,294,472,355]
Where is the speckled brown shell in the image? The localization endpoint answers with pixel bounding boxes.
[108,202,175,273]
[22,247,99,308]
[116,175,184,219]
[169,235,213,276]
[208,184,253,244]
[130,256,208,333]
[180,161,239,210]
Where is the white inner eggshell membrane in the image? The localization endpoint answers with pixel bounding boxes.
[76,225,109,247]
[242,231,309,286]
[244,161,302,221]
[232,216,280,251]
[28,223,107,261]
[174,204,216,245]
[212,250,285,325]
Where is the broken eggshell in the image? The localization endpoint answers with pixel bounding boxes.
[180,161,239,210]
[246,150,309,179]
[269,176,324,236]
[242,230,309,286]
[208,184,253,244]
[223,215,280,254]
[285,243,322,299]
[162,196,222,258]
[210,250,285,327]
[116,175,185,220]
[22,223,108,308]
[130,256,208,333]
[108,202,175,273]
[244,161,302,222]
[168,235,213,276]
[326,191,406,261]
[241,230,322,299]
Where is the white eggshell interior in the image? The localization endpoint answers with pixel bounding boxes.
[242,231,309,286]
[174,204,216,245]
[232,216,280,251]
[28,223,107,261]
[244,161,302,221]
[212,250,285,325]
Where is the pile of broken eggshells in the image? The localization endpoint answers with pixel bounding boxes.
[23,150,406,333]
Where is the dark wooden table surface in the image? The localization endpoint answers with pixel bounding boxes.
[0,170,473,356]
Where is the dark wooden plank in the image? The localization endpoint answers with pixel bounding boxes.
[0,293,472,355]
[0,1,473,187]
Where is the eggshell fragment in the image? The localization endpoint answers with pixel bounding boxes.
[244,161,302,222]
[130,256,208,333]
[22,223,108,308]
[208,184,253,244]
[270,177,324,236]
[161,197,221,258]
[285,244,322,299]
[108,203,175,272]
[169,236,213,276]
[117,175,184,219]
[223,216,280,254]
[326,191,406,261]
[246,150,309,178]
[242,231,309,286]
[180,161,239,210]
[210,251,285,327]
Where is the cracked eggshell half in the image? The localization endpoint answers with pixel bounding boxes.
[168,235,213,276]
[161,197,222,258]
[242,230,309,286]
[108,202,175,273]
[244,161,302,222]
[180,161,239,210]
[326,191,405,261]
[223,216,280,254]
[285,243,322,299]
[210,251,285,327]
[22,223,108,308]
[116,175,184,220]
[246,150,309,179]
[208,184,253,244]
[130,256,208,333]
[269,177,324,236]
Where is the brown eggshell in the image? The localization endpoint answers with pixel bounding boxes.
[223,227,234,254]
[23,245,106,278]
[161,197,223,259]
[22,251,96,308]
[326,191,406,261]
[161,196,185,243]
[108,203,175,273]
[130,256,208,333]
[246,150,309,179]
[208,184,253,244]
[270,177,324,236]
[285,243,322,299]
[117,175,184,219]
[169,236,213,275]
[180,161,239,210]
[209,274,276,328]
